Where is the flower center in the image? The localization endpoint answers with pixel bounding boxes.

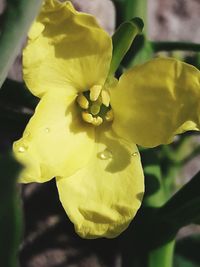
[76,85,114,126]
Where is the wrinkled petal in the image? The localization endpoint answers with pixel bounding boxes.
[42,0,63,12]
[56,126,144,238]
[13,90,94,183]
[110,57,200,147]
[23,0,112,97]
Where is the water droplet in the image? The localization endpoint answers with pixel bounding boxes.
[45,127,50,133]
[24,131,30,138]
[18,146,26,153]
[131,152,138,157]
[98,148,112,160]
[17,140,29,153]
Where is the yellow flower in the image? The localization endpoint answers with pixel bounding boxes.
[13,0,200,238]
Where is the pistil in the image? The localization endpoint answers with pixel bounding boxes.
[90,103,101,116]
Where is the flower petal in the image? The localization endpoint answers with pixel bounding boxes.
[110,57,200,147]
[13,90,94,183]
[56,126,144,238]
[23,0,112,97]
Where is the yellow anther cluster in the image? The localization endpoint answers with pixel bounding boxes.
[77,85,114,126]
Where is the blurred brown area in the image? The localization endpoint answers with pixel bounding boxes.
[1,0,200,266]
[19,182,123,267]
[70,0,200,44]
[148,0,200,43]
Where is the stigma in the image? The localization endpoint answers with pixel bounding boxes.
[76,85,114,126]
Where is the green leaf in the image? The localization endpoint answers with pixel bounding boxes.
[174,255,199,267]
[0,0,43,88]
[0,152,22,267]
[141,148,167,208]
[158,171,200,228]
[108,17,144,77]
[144,171,200,248]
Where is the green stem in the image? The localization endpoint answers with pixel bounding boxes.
[0,0,43,88]
[158,171,200,227]
[125,0,147,35]
[151,41,200,52]
[113,0,147,34]
[143,164,166,207]
[148,240,175,267]
[145,171,200,251]
[141,149,175,267]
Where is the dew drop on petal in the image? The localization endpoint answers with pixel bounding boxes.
[131,152,138,157]
[17,141,29,153]
[45,127,50,133]
[98,148,113,160]
[18,146,27,153]
[24,131,30,138]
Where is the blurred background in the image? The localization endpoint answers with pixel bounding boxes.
[1,0,200,266]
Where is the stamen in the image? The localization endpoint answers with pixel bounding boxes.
[82,111,94,124]
[78,86,113,127]
[105,109,114,122]
[90,85,102,101]
[92,116,103,126]
[90,103,101,116]
[101,90,110,107]
[77,93,89,109]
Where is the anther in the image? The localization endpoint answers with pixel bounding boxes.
[105,109,114,122]
[101,90,110,107]
[92,116,103,126]
[77,94,89,109]
[90,85,102,101]
[82,111,94,124]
